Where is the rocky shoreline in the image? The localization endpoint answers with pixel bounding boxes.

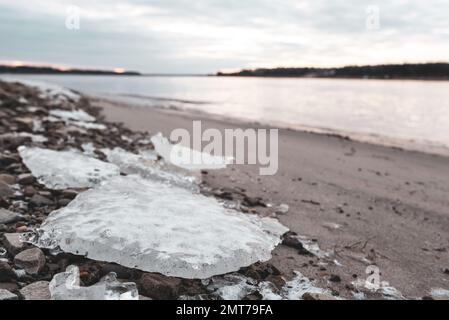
[0,79,421,300]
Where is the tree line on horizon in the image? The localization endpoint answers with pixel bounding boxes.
[217,63,449,80]
[0,65,140,76]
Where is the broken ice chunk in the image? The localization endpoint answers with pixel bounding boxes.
[151,133,232,171]
[0,132,48,143]
[101,147,200,191]
[30,175,288,279]
[49,109,96,122]
[50,265,138,300]
[18,146,120,190]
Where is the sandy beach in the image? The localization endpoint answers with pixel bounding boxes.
[95,97,449,299]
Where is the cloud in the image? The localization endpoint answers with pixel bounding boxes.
[0,0,448,73]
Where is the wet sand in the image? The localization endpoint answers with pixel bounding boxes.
[95,97,449,299]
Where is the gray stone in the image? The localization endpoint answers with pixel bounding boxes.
[20,281,51,300]
[3,233,25,254]
[0,289,18,300]
[0,174,16,185]
[0,181,14,198]
[30,194,53,206]
[14,248,46,275]
[0,208,22,224]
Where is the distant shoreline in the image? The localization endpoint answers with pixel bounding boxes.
[216,63,449,81]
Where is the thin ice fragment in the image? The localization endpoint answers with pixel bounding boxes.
[18,146,120,190]
[29,175,288,279]
[49,265,138,300]
[49,109,95,122]
[281,271,331,300]
[101,147,200,191]
[151,133,232,171]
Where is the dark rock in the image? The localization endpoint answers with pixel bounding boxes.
[138,273,181,300]
[243,196,265,207]
[0,154,17,166]
[282,232,312,255]
[17,173,35,185]
[58,198,72,206]
[30,194,53,206]
[14,248,46,275]
[0,208,22,224]
[20,281,51,300]
[23,186,36,197]
[329,274,341,283]
[302,292,337,300]
[62,189,80,199]
[0,282,19,293]
[0,261,16,281]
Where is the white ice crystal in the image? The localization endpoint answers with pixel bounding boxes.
[50,265,138,300]
[151,133,232,171]
[101,147,200,191]
[281,271,331,300]
[18,146,120,189]
[0,132,48,143]
[49,109,96,122]
[30,175,288,279]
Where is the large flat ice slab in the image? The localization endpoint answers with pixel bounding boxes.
[27,175,288,279]
[18,146,120,190]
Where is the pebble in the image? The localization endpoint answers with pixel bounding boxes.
[0,181,14,198]
[17,173,35,185]
[0,289,18,300]
[0,174,16,185]
[2,233,25,254]
[0,208,22,224]
[30,194,53,206]
[20,281,51,300]
[0,261,16,281]
[138,273,181,300]
[302,292,337,300]
[14,248,46,275]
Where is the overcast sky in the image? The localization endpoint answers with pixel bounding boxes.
[0,0,448,73]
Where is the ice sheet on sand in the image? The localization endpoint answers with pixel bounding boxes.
[50,265,138,300]
[49,109,96,122]
[26,175,288,279]
[151,133,232,171]
[18,146,120,190]
[101,147,200,190]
